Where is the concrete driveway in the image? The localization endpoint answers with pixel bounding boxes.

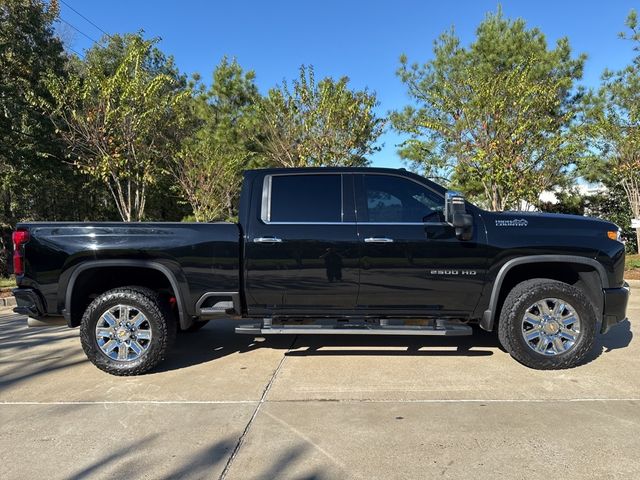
[1,285,638,480]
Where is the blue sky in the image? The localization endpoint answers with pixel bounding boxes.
[55,0,639,168]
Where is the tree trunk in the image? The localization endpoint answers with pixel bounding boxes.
[492,187,502,211]
[636,227,640,255]
[2,187,12,226]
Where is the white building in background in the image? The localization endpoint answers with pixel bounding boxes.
[516,183,607,212]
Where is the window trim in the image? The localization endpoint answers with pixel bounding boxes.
[260,172,345,224]
[259,171,449,226]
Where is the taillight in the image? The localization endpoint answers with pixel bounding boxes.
[12,229,30,276]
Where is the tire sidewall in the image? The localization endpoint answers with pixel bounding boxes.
[80,290,168,375]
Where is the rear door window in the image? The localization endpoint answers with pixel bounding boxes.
[268,174,342,223]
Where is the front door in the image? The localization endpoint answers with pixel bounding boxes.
[245,173,360,314]
[354,173,487,317]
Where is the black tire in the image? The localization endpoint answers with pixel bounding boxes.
[80,287,176,376]
[179,320,210,333]
[497,279,596,370]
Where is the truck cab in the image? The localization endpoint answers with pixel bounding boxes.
[240,168,486,319]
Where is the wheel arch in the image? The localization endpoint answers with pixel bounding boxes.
[480,255,607,332]
[62,260,189,329]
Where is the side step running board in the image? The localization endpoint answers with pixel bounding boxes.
[235,321,472,336]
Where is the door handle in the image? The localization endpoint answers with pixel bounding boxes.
[253,236,283,243]
[364,237,394,243]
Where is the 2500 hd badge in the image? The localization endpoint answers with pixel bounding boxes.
[430,269,477,276]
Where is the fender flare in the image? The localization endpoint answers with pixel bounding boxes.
[63,260,188,328]
[480,255,608,331]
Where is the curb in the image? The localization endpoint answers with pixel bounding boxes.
[1,296,16,308]
[627,279,640,289]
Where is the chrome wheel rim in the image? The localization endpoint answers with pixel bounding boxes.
[521,298,581,356]
[96,305,152,362]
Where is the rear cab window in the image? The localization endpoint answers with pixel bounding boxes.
[262,174,343,223]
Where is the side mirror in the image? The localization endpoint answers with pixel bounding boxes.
[452,212,474,241]
[445,191,473,240]
[444,191,466,223]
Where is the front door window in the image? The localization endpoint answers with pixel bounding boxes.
[362,174,444,224]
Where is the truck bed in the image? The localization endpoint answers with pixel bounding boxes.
[14,222,241,324]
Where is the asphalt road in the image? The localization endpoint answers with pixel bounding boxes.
[1,285,638,480]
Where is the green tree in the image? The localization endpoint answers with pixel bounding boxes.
[171,140,247,222]
[0,0,72,226]
[391,10,585,210]
[586,183,638,253]
[168,58,262,221]
[257,65,384,167]
[581,10,640,252]
[538,188,586,216]
[48,34,191,222]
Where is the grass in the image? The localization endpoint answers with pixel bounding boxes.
[627,254,640,271]
[0,276,16,289]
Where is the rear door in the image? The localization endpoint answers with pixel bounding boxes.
[355,173,487,317]
[244,173,360,314]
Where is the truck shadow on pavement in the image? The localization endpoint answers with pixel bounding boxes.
[158,320,501,373]
[581,319,633,365]
[285,326,497,358]
[160,318,634,371]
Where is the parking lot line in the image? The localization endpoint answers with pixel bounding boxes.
[0,400,257,405]
[1,397,638,405]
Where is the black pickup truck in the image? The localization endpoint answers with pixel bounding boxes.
[11,167,630,375]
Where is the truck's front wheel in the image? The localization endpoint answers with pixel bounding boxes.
[498,279,596,370]
[80,287,176,376]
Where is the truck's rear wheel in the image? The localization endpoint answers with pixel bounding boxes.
[80,287,176,376]
[498,279,596,370]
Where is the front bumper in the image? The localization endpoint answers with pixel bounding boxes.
[12,288,46,317]
[601,282,630,334]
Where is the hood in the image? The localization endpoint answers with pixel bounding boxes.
[480,211,621,249]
